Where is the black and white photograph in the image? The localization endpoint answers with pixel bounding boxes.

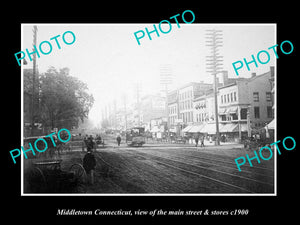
[21,24,276,195]
[4,5,298,225]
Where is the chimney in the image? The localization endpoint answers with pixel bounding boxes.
[222,71,228,86]
[251,72,256,78]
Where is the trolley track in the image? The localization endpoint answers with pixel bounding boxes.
[120,148,253,193]
[137,148,275,178]
[142,144,276,166]
[64,144,275,194]
[172,152,275,181]
[144,146,275,171]
[120,148,274,193]
[94,151,187,193]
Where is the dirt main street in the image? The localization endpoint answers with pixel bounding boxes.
[57,143,274,194]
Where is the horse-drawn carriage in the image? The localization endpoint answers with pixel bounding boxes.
[243,136,272,150]
[24,136,87,193]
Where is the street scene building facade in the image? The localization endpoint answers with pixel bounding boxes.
[180,68,274,143]
[100,67,274,144]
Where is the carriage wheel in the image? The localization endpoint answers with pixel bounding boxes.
[69,163,87,181]
[69,163,87,193]
[28,167,47,193]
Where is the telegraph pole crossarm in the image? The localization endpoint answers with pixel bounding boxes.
[205,29,224,146]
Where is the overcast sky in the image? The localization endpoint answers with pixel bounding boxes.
[22,24,276,125]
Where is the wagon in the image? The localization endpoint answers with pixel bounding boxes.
[27,159,87,193]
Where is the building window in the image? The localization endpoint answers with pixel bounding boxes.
[227,94,230,102]
[234,92,237,101]
[266,92,272,102]
[240,108,247,120]
[232,113,238,120]
[221,95,223,104]
[254,106,260,118]
[267,106,273,118]
[230,93,233,102]
[253,92,259,102]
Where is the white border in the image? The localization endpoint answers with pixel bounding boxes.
[21,23,277,196]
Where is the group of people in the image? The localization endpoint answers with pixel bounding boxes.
[194,135,205,147]
[81,134,122,185]
[81,134,99,185]
[81,134,104,152]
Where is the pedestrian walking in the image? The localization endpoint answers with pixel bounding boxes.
[86,135,94,151]
[82,134,88,152]
[83,149,96,185]
[200,136,205,147]
[194,135,199,147]
[116,135,121,146]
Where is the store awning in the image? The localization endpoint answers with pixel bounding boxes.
[201,123,224,134]
[265,119,275,130]
[182,125,193,132]
[231,123,248,132]
[220,123,238,132]
[188,124,205,133]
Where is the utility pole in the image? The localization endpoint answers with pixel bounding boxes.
[135,83,141,126]
[31,25,38,136]
[160,64,173,132]
[113,99,117,130]
[205,29,223,146]
[123,95,128,130]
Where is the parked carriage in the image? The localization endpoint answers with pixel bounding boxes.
[24,136,87,193]
[27,160,87,193]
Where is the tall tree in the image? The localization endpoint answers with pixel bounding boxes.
[39,67,94,131]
